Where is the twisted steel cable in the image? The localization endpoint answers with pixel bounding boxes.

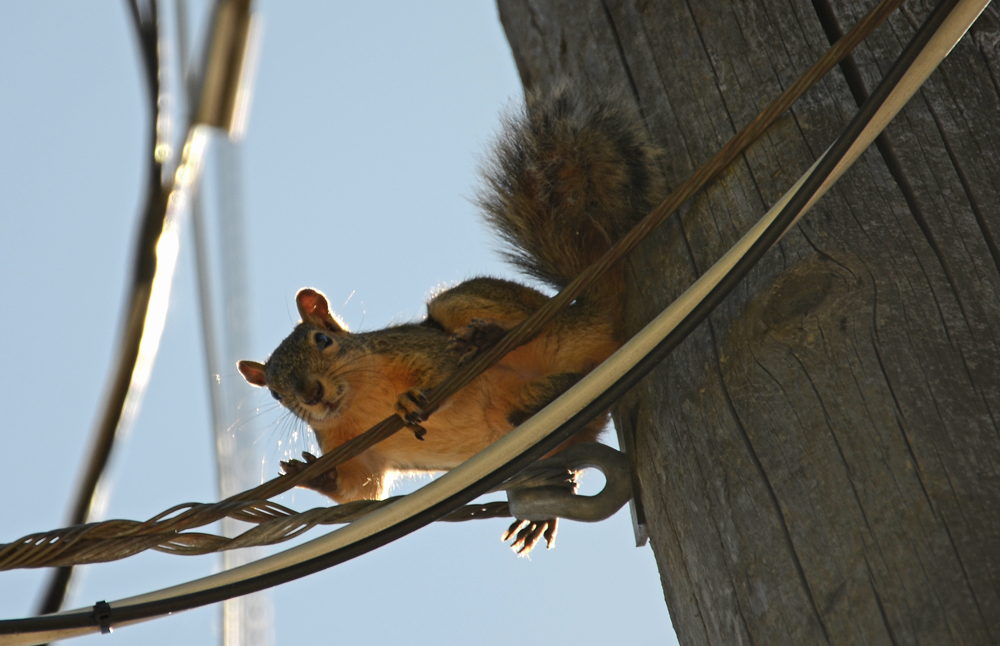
[0,0,905,574]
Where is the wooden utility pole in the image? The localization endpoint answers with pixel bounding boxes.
[498,1,1000,644]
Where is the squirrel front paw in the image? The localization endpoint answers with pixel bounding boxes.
[396,388,430,440]
[502,517,558,555]
[446,318,509,364]
[280,451,339,495]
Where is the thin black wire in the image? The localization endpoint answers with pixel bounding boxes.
[2,0,959,636]
[33,0,165,619]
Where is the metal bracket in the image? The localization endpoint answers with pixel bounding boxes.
[612,407,648,547]
[505,442,632,523]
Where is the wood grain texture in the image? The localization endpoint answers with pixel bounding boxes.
[497,1,1000,644]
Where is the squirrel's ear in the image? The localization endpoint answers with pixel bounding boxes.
[296,288,347,333]
[238,360,268,387]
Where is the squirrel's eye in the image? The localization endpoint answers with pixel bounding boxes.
[314,333,333,350]
[269,389,282,401]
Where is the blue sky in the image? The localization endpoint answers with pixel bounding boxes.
[0,2,676,644]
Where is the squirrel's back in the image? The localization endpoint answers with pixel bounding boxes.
[477,88,665,315]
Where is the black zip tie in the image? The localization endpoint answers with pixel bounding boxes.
[92,601,113,635]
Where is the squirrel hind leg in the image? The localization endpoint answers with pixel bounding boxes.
[427,277,547,333]
[445,318,508,364]
[501,369,611,556]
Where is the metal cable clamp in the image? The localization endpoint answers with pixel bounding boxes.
[506,442,632,522]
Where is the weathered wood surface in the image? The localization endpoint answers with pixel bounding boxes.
[498,1,1000,644]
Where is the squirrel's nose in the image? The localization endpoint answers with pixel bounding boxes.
[300,381,325,406]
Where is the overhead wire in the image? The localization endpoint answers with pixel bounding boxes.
[31,0,257,625]
[34,0,170,617]
[1,0,987,642]
[0,0,910,575]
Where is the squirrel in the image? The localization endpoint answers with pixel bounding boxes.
[238,88,664,552]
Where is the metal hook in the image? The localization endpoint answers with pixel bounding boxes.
[506,443,632,522]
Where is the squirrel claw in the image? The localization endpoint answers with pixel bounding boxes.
[446,318,508,364]
[397,388,432,440]
[397,388,430,424]
[503,517,558,555]
[280,452,339,495]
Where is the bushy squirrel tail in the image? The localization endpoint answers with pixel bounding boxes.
[477,87,665,315]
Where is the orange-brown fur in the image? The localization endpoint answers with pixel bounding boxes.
[239,88,664,512]
[240,283,612,503]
